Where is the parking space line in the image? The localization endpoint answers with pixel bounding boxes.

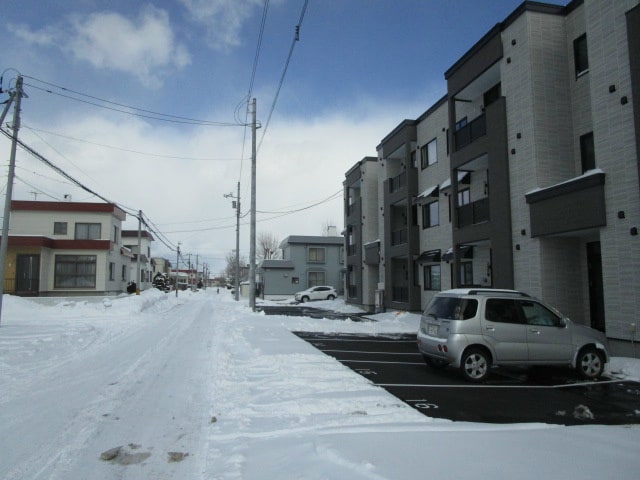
[376,380,623,389]
[316,349,421,355]
[341,360,425,365]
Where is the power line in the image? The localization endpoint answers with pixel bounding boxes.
[22,125,244,162]
[258,0,309,151]
[22,77,246,127]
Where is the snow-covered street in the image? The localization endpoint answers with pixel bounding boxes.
[1,289,639,479]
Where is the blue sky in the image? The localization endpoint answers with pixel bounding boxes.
[0,0,564,274]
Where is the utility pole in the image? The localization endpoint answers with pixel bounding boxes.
[136,210,142,294]
[175,243,180,298]
[249,98,257,310]
[0,75,25,325]
[224,183,241,301]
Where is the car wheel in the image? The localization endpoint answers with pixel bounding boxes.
[327,294,336,300]
[576,347,605,379]
[460,348,491,382]
[301,296,310,303]
[424,356,448,369]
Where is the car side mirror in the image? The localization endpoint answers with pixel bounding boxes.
[558,318,568,328]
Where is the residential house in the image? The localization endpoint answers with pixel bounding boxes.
[122,230,154,290]
[3,200,130,296]
[258,233,344,298]
[346,0,640,356]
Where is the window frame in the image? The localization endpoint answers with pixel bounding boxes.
[307,247,326,264]
[422,200,440,229]
[54,254,97,289]
[580,131,595,173]
[75,222,102,240]
[53,222,68,235]
[308,271,326,287]
[423,264,441,291]
[420,138,438,169]
[573,33,589,78]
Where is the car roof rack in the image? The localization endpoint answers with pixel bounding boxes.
[467,289,530,297]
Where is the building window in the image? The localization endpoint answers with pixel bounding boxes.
[580,132,595,172]
[291,277,299,284]
[53,222,67,235]
[458,188,470,206]
[574,34,589,77]
[75,223,101,240]
[422,201,439,228]
[455,117,467,131]
[113,226,119,243]
[483,83,501,107]
[308,271,325,287]
[421,138,437,169]
[122,265,127,281]
[424,265,441,291]
[109,262,115,281]
[459,262,473,286]
[308,247,325,263]
[410,150,417,169]
[54,255,97,288]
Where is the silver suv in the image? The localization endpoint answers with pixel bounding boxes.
[417,289,609,382]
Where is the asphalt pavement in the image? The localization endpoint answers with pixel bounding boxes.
[293,331,640,425]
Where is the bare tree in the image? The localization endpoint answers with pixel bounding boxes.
[257,232,281,261]
[222,250,246,285]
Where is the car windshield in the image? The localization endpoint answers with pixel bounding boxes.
[425,297,478,320]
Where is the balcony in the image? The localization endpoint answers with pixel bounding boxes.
[391,228,408,246]
[457,197,489,227]
[454,113,486,151]
[389,172,407,193]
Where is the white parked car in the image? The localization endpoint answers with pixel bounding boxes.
[295,286,337,303]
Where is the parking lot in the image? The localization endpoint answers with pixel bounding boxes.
[294,331,640,425]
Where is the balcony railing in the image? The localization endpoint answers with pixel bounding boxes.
[457,197,490,227]
[391,228,407,246]
[454,113,486,151]
[389,172,407,193]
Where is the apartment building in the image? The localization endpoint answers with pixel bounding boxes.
[3,200,131,296]
[346,0,640,355]
[344,157,380,311]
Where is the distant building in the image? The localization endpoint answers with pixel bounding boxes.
[122,230,154,290]
[258,234,344,298]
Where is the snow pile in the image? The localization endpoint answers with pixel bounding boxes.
[1,289,639,479]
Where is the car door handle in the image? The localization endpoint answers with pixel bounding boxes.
[529,328,541,334]
[486,326,495,332]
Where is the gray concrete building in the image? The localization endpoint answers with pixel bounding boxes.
[258,235,344,298]
[345,0,640,356]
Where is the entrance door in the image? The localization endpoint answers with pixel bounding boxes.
[15,254,40,295]
[586,242,605,332]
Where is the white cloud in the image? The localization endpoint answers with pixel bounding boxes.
[179,0,265,50]
[9,6,190,88]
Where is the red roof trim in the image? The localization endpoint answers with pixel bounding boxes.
[11,200,127,221]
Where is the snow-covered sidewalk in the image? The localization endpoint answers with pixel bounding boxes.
[1,289,639,479]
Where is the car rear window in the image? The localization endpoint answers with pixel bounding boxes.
[425,297,478,320]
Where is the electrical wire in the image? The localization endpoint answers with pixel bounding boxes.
[22,125,244,162]
[258,0,309,152]
[23,75,246,127]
